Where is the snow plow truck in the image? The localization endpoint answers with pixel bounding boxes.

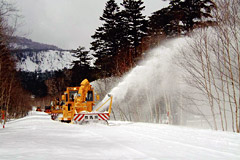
[52,79,113,124]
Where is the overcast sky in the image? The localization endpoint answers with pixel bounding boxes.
[10,0,169,50]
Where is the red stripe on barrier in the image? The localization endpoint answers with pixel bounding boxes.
[79,114,85,121]
[102,114,109,120]
[74,114,80,121]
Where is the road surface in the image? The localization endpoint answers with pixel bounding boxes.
[0,111,240,160]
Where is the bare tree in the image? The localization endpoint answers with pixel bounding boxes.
[177,0,239,132]
[0,1,31,125]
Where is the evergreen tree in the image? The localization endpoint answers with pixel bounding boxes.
[149,0,215,38]
[71,46,93,86]
[169,0,215,31]
[91,0,148,76]
[72,46,91,68]
[120,0,148,59]
[91,0,120,77]
[149,7,175,38]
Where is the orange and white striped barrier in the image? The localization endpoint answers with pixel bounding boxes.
[73,112,110,123]
[51,113,58,120]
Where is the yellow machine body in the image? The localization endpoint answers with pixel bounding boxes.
[59,87,79,122]
[57,79,113,123]
[74,79,95,113]
[51,95,65,114]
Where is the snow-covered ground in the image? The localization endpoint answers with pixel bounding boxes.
[0,111,240,160]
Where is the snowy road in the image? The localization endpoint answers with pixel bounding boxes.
[0,111,240,160]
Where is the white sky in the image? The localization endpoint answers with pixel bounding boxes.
[10,0,169,50]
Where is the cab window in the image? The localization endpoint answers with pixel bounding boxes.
[86,91,93,101]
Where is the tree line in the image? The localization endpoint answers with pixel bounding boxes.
[0,1,31,125]
[89,0,215,78]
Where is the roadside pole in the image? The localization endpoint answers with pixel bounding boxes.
[1,111,5,128]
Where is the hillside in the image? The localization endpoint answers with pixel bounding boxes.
[13,49,76,72]
[10,36,77,73]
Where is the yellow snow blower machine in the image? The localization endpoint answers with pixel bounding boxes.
[57,79,113,124]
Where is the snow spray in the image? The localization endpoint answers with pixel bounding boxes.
[95,38,188,120]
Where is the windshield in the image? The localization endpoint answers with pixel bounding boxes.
[69,91,78,101]
[86,91,93,101]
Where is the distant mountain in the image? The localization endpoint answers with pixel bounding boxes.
[13,49,77,72]
[10,36,77,73]
[10,36,61,50]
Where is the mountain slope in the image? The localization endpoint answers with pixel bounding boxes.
[11,36,77,72]
[13,49,76,72]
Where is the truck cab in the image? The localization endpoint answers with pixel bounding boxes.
[60,87,79,123]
